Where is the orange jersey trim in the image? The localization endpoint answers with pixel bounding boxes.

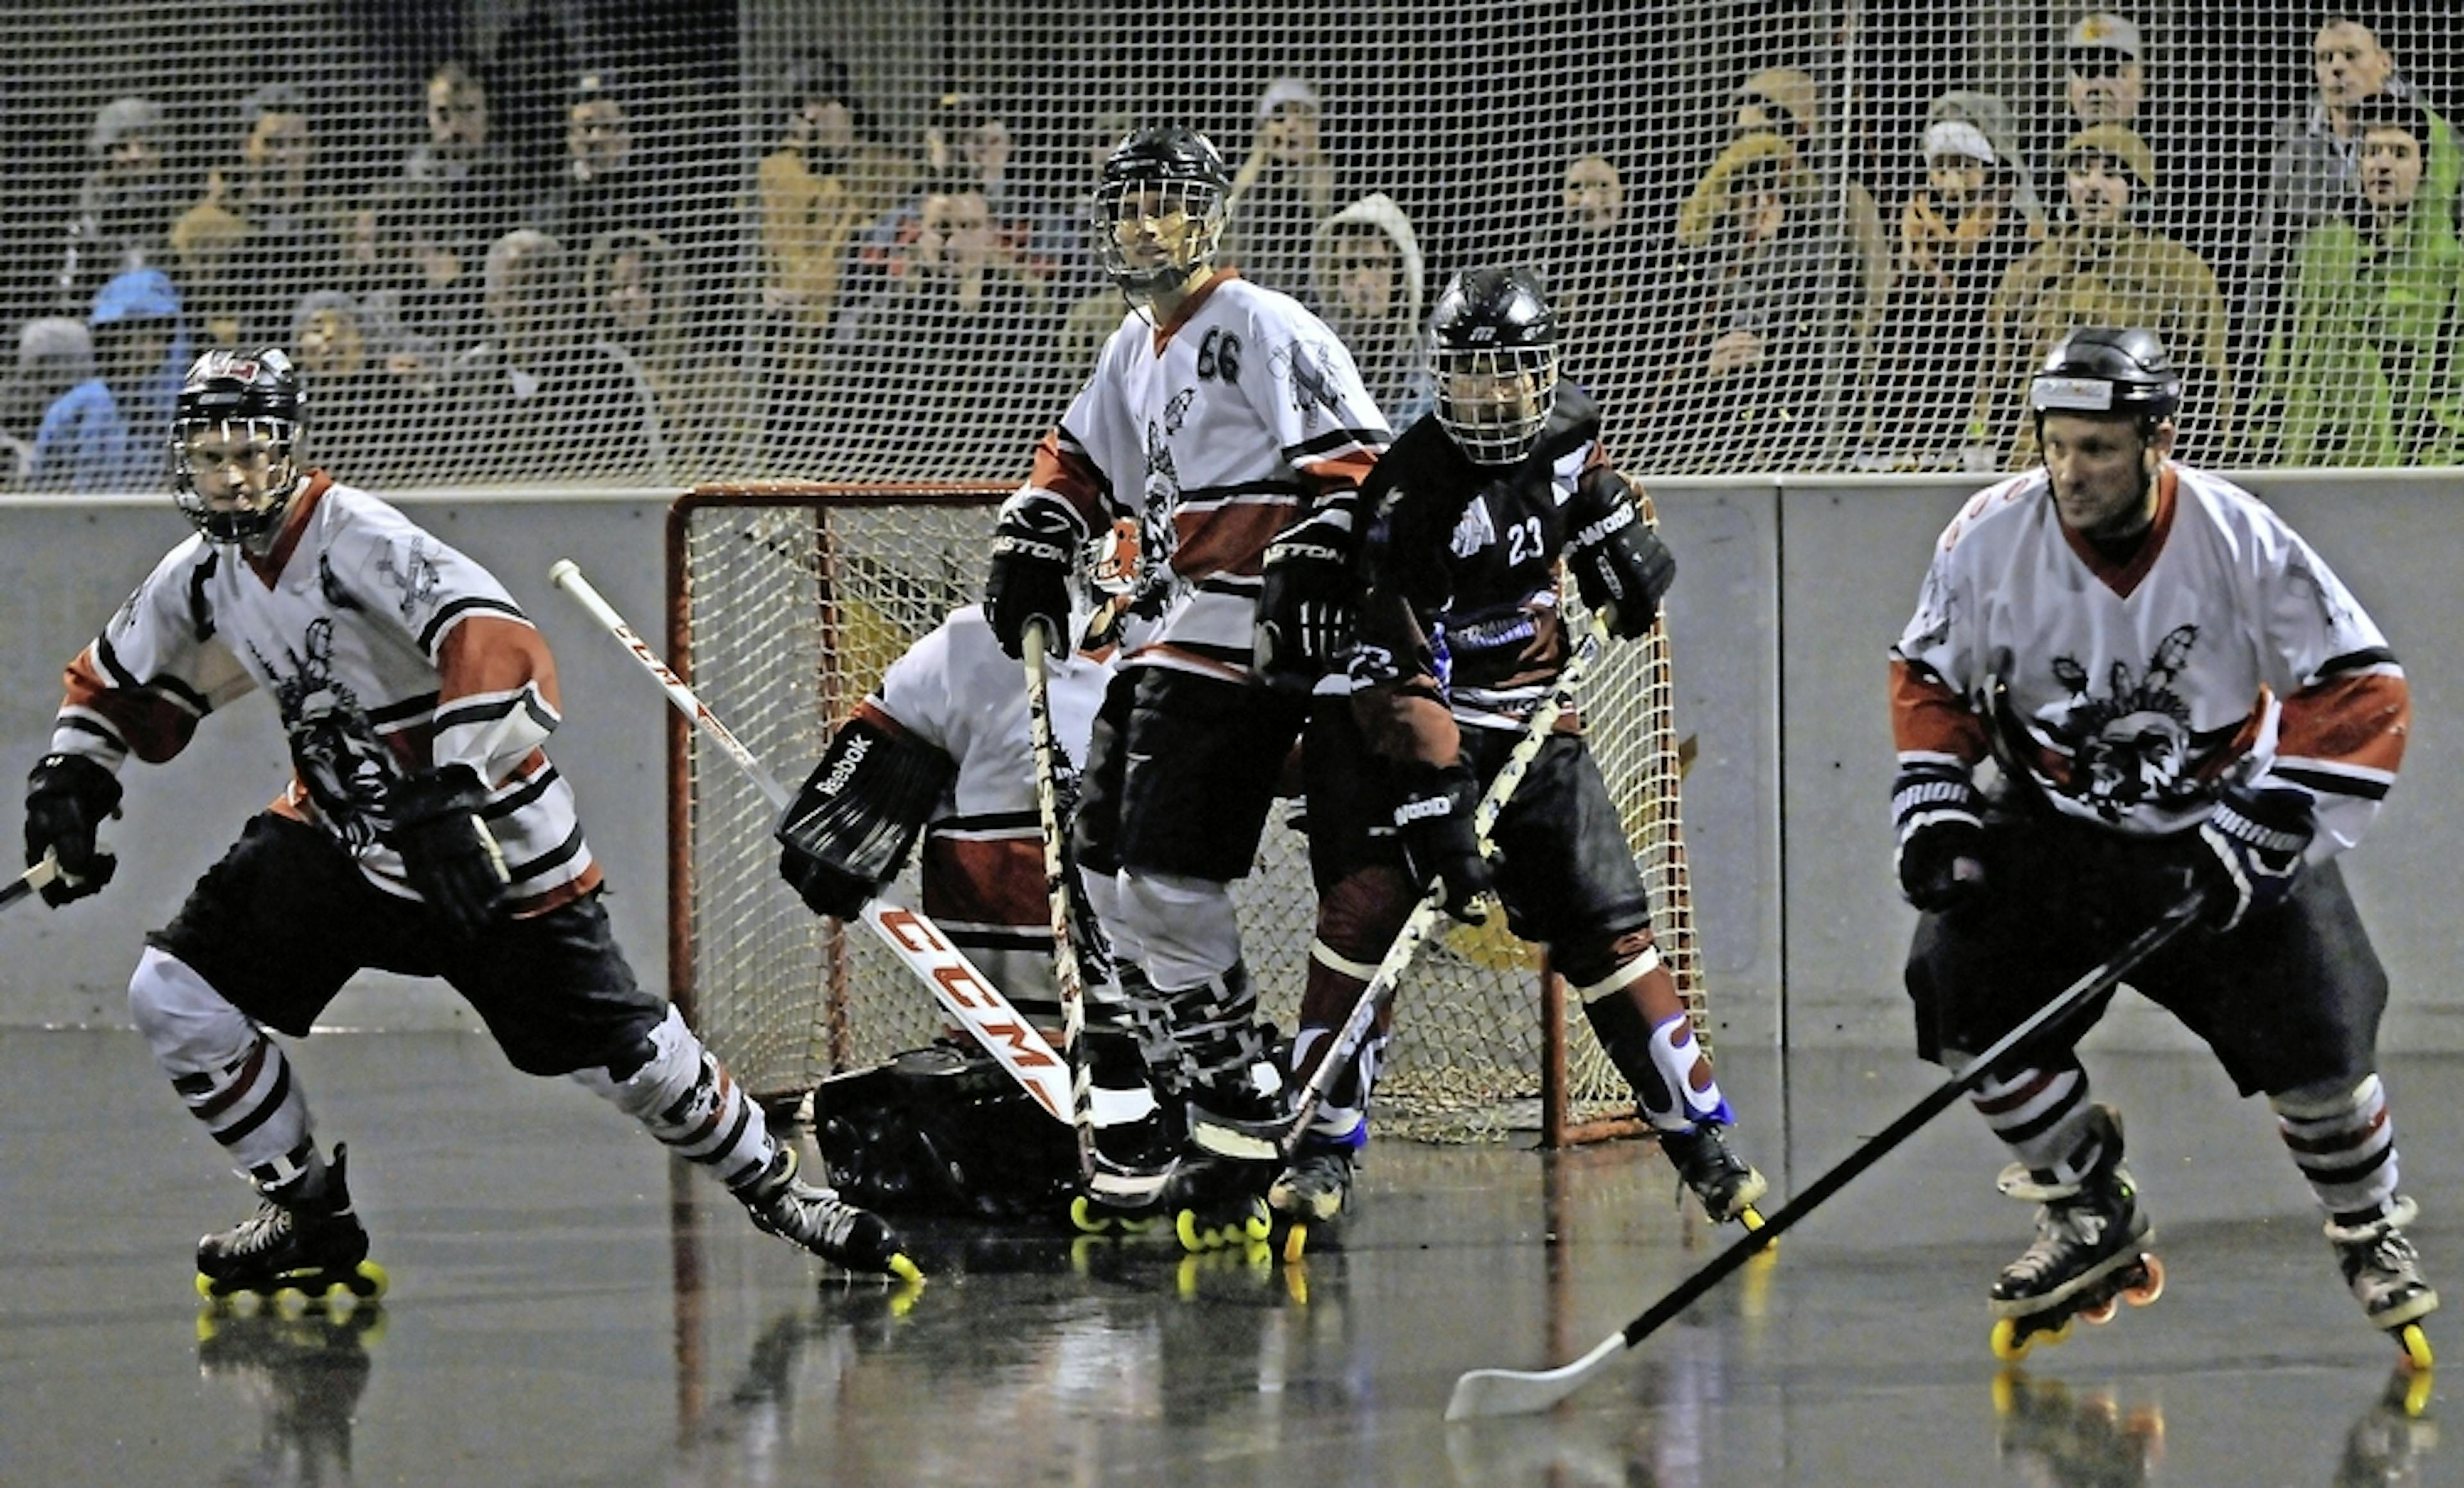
[1889,656,1988,763]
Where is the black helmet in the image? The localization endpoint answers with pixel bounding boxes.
[2030,326,2180,427]
[1091,124,1231,300]
[170,346,309,545]
[1429,267,1559,464]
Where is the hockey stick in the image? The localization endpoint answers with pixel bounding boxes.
[1021,622,1102,1186]
[545,558,1079,1129]
[1190,607,1617,1165]
[0,855,62,914]
[1444,884,2210,1421]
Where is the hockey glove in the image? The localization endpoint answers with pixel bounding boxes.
[1892,761,1988,914]
[1254,504,1359,692]
[24,752,121,906]
[384,765,511,943]
[983,490,1084,660]
[2188,783,2313,932]
[1394,759,1493,925]
[1565,484,1673,640]
[780,844,877,922]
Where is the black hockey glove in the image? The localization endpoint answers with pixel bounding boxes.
[1566,497,1674,640]
[2186,783,2313,932]
[1394,759,1493,925]
[24,752,122,906]
[1892,761,1988,914]
[384,765,511,943]
[983,490,1083,660]
[780,843,877,921]
[1254,503,1359,692]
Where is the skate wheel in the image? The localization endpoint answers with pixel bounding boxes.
[1241,1204,1272,1244]
[1990,1317,2030,1362]
[1281,1222,1308,1265]
[2121,1254,2164,1306]
[887,1254,924,1287]
[194,1272,218,1303]
[2399,1323,2434,1373]
[2078,1297,2119,1326]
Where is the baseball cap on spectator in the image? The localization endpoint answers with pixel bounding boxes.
[2063,123,2156,192]
[1922,120,1996,165]
[1257,77,1321,120]
[2067,12,2143,63]
[90,268,182,326]
[240,83,306,130]
[89,96,162,155]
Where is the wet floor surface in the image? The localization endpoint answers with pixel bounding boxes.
[3,1028,2458,1486]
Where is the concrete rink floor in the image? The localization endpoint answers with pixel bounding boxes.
[2,1028,2457,1486]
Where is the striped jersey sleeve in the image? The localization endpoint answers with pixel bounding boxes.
[53,539,257,767]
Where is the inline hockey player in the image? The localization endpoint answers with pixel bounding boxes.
[773,543,1176,1222]
[1243,266,1767,1236]
[1892,326,2434,1365]
[979,124,1391,1247]
[22,348,917,1303]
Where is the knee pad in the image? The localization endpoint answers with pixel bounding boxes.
[131,948,314,1183]
[1559,927,1661,997]
[1314,866,1416,966]
[573,1006,773,1189]
[2270,1073,2381,1122]
[1113,868,1242,991]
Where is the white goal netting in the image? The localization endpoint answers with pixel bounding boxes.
[3,4,2455,495]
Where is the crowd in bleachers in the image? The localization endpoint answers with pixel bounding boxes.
[4,10,2460,492]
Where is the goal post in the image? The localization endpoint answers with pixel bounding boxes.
[665,481,1707,1145]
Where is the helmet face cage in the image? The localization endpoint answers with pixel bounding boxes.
[170,349,307,545]
[1433,343,1559,464]
[1091,175,1226,299]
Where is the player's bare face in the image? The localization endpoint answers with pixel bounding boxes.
[2040,415,2165,542]
[184,427,282,515]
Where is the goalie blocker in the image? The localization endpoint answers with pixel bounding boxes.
[775,710,955,920]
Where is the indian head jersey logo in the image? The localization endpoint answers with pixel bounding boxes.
[253,617,402,848]
[2036,624,2206,819]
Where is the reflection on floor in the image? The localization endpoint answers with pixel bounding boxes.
[1,1030,2454,1485]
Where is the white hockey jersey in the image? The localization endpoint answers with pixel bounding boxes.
[53,474,601,912]
[1024,269,1390,681]
[1891,463,2407,859]
[863,606,1113,1023]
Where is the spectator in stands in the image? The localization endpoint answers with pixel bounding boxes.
[57,96,184,316]
[821,171,1056,479]
[1978,124,2231,468]
[1871,95,2046,467]
[1685,67,1890,337]
[1307,192,1431,426]
[1225,77,1338,298]
[754,51,905,332]
[169,205,253,348]
[1056,107,1139,305]
[287,289,438,483]
[1525,148,1659,419]
[334,185,484,372]
[533,72,680,252]
[2246,16,2458,364]
[1654,132,1839,472]
[0,319,94,487]
[2061,12,2146,130]
[585,228,705,470]
[846,94,1059,319]
[30,268,189,492]
[2259,98,2464,466]
[403,61,517,252]
[450,229,663,484]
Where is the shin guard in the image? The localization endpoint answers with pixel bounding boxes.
[130,948,316,1186]
[573,1006,778,1192]
[1575,943,1731,1131]
[2274,1073,2403,1226]
[1970,1059,2106,1186]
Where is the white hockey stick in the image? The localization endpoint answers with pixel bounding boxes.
[1190,607,1615,1165]
[0,855,62,914]
[1022,622,1102,1184]
[1444,887,2211,1420]
[546,558,1074,1125]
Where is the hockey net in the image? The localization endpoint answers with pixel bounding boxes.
[668,482,1706,1145]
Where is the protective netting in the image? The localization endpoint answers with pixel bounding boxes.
[5,5,2458,495]
[671,485,1706,1142]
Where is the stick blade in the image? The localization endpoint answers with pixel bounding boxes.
[1444,1334,1626,1421]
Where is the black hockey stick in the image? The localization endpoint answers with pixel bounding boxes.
[0,856,61,914]
[1446,884,2209,1420]
[1190,607,1615,1165]
[1022,621,1103,1188]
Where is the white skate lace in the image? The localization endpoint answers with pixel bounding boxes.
[219,1202,295,1258]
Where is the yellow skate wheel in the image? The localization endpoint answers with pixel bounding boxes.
[1176,1210,1207,1253]
[1240,1204,1271,1244]
[194,1273,218,1303]
[2400,1323,2434,1373]
[887,1253,924,1287]
[1282,1222,1309,1265]
[1990,1317,2030,1362]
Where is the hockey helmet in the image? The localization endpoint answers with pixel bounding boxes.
[2029,325,2180,430]
[1092,124,1231,300]
[171,346,309,545]
[1429,266,1559,465]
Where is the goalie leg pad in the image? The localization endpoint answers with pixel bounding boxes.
[817,1045,1079,1219]
[132,946,316,1181]
[775,711,956,917]
[571,1006,776,1191]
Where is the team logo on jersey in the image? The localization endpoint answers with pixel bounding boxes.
[254,618,400,847]
[375,538,443,622]
[1274,339,1347,427]
[1449,499,1498,558]
[1133,422,1189,619]
[1161,386,1197,435]
[2039,625,2205,818]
